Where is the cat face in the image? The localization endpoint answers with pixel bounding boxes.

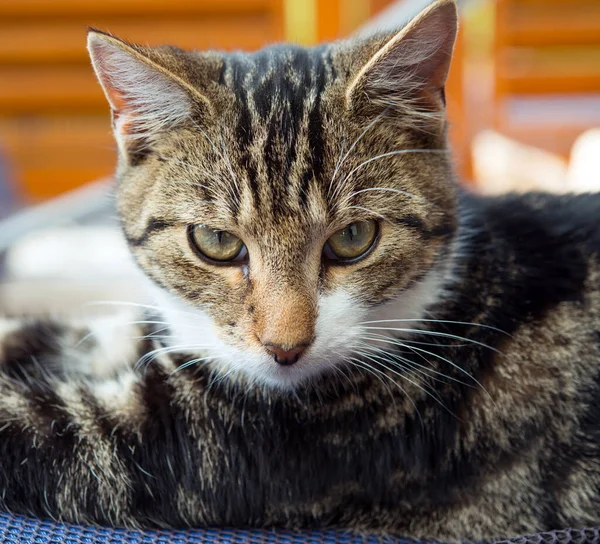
[88,0,459,389]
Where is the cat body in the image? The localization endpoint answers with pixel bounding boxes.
[1,0,600,540]
[3,191,600,540]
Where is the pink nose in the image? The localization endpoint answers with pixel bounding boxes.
[264,344,308,366]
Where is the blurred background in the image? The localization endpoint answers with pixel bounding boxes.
[0,0,599,315]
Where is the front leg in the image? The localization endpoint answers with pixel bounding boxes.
[0,316,207,528]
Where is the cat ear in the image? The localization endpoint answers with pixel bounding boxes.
[346,0,457,124]
[87,30,207,157]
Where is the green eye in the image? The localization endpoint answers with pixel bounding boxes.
[324,220,378,262]
[188,225,247,264]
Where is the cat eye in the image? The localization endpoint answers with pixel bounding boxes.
[188,225,248,264]
[323,220,379,263]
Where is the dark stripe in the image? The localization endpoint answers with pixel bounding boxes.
[226,57,260,207]
[124,218,174,247]
[264,118,278,182]
[394,215,455,240]
[3,321,66,380]
[242,152,260,209]
[299,168,313,209]
[307,56,326,184]
[127,142,152,167]
[236,94,253,149]
[231,58,254,151]
[326,48,338,82]
[280,50,311,193]
[264,118,284,214]
[252,52,276,120]
[115,364,200,526]
[217,59,227,86]
[281,100,299,195]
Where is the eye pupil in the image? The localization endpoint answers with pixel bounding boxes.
[325,220,378,262]
[188,225,247,264]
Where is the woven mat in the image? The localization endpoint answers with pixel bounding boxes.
[1,512,600,544]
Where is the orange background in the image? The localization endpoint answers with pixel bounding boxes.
[1,0,599,202]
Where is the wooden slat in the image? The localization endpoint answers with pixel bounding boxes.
[0,0,276,17]
[506,23,600,47]
[0,115,115,200]
[503,5,600,47]
[494,0,600,125]
[16,168,115,200]
[0,67,106,112]
[0,116,114,161]
[0,15,277,64]
[0,0,285,201]
[0,12,282,113]
[497,74,600,95]
[316,0,341,42]
[445,28,471,181]
[497,45,600,94]
[497,49,600,94]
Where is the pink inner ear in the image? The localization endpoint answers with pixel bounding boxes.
[88,35,157,138]
[105,90,137,135]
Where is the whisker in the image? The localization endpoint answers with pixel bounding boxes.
[207,368,236,390]
[338,149,448,200]
[400,343,493,400]
[85,301,205,320]
[343,357,397,405]
[352,348,455,417]
[330,110,388,193]
[342,205,394,225]
[361,332,494,401]
[328,349,360,395]
[343,356,423,427]
[360,326,501,353]
[359,318,511,336]
[343,185,425,206]
[135,343,220,370]
[219,133,241,197]
[329,135,347,196]
[356,338,473,388]
[187,117,240,207]
[170,356,214,376]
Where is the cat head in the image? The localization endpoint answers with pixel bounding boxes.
[88,0,459,389]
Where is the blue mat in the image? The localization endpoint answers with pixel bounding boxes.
[0,513,414,544]
[3,512,600,544]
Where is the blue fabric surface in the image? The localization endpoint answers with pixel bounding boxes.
[0,513,415,544]
[4,512,600,544]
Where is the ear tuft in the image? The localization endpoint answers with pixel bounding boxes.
[87,31,192,156]
[346,0,458,125]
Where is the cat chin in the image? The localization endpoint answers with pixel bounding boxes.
[145,284,367,389]
[142,263,450,390]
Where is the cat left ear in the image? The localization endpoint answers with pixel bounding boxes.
[87,30,208,157]
[346,0,458,123]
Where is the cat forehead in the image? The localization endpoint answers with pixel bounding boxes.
[147,43,441,227]
[166,46,344,221]
[219,44,339,103]
[216,45,341,154]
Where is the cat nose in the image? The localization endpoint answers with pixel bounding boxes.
[264,343,308,366]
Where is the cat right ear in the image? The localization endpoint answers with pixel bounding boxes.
[346,0,458,127]
[87,31,208,158]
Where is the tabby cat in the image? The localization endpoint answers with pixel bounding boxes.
[2,0,600,540]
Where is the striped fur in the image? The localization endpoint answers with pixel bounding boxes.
[3,0,600,540]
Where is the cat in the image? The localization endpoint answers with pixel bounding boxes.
[2,0,600,540]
